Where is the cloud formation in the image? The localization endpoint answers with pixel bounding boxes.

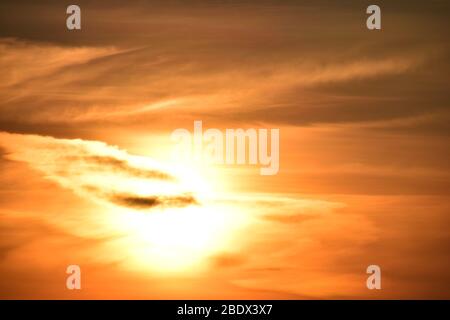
[0,0,448,136]
[0,132,197,210]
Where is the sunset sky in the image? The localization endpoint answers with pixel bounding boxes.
[0,0,449,299]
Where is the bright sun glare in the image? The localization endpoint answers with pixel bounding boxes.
[107,160,249,274]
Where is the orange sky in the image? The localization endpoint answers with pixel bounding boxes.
[0,0,449,299]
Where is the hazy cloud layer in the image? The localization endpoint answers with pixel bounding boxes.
[0,0,448,136]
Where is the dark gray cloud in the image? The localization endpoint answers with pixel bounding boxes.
[110,193,198,209]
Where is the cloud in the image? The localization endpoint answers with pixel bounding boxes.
[66,155,175,181]
[109,194,198,209]
[0,131,197,211]
[1,0,447,136]
[0,38,117,88]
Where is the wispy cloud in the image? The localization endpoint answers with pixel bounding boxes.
[0,131,197,210]
[0,36,435,134]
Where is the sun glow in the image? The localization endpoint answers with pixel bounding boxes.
[0,131,251,274]
[110,202,249,274]
[104,155,249,274]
